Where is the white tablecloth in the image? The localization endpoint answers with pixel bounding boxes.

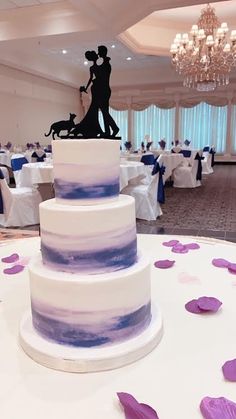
[157,153,184,183]
[0,152,11,167]
[20,161,146,191]
[119,161,145,190]
[20,162,54,186]
[0,234,236,419]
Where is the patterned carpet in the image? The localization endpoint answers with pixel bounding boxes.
[136,165,236,242]
[0,228,39,242]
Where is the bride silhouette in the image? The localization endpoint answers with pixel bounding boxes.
[70,50,104,138]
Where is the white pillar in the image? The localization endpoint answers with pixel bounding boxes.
[174,94,180,140]
[226,96,232,155]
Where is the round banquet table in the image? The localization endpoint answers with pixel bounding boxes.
[20,162,54,187]
[0,234,236,419]
[20,161,146,191]
[0,151,11,167]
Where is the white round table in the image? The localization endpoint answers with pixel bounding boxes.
[0,234,236,419]
[20,162,53,187]
[0,151,11,167]
[20,161,146,191]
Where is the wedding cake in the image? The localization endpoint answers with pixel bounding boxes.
[20,139,162,372]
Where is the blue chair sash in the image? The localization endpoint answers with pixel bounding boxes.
[203,146,210,152]
[180,149,191,158]
[209,148,216,167]
[141,154,155,165]
[194,152,203,181]
[0,169,4,214]
[11,157,28,171]
[151,162,166,204]
[31,152,46,162]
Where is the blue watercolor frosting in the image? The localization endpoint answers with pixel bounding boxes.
[31,301,151,347]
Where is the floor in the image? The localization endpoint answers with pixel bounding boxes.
[136,165,236,242]
[1,165,236,243]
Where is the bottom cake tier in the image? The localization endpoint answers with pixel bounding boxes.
[20,252,163,372]
[28,253,152,348]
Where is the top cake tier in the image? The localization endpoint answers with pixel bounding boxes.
[52,139,120,205]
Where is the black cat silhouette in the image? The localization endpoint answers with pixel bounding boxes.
[45,113,76,140]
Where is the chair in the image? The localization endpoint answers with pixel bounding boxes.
[11,154,28,187]
[140,154,155,165]
[0,169,41,227]
[202,146,213,174]
[172,151,201,188]
[0,166,10,184]
[31,150,46,162]
[121,162,164,221]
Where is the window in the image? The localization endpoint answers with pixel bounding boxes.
[133,105,175,149]
[179,103,227,153]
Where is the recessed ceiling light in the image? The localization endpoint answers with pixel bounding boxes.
[111,44,116,48]
[84,60,88,66]
[62,49,67,54]
[126,57,132,61]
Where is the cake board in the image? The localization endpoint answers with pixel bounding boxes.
[19,304,163,373]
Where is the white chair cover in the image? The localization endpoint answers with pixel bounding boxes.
[0,167,10,184]
[172,158,201,188]
[121,172,163,221]
[0,174,41,227]
[202,151,214,174]
[11,153,28,187]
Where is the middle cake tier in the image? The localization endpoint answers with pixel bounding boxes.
[40,195,137,275]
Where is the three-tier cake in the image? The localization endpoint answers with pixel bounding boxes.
[20,139,162,372]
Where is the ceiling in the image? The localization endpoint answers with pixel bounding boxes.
[0,0,235,90]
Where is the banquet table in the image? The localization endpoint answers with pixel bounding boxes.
[157,153,184,183]
[20,161,146,191]
[0,234,236,419]
[20,162,54,187]
[124,153,184,184]
[0,151,11,167]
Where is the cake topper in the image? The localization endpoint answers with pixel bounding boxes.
[45,46,120,140]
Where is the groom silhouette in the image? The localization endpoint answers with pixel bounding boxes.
[97,45,119,137]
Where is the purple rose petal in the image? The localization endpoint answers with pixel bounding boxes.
[200,396,236,419]
[154,259,175,269]
[185,242,200,250]
[172,244,189,254]
[117,392,159,419]
[212,258,230,268]
[3,265,25,275]
[197,296,222,313]
[185,299,203,314]
[162,239,179,247]
[1,253,19,263]
[222,359,236,382]
[228,263,236,275]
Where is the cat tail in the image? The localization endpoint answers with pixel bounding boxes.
[45,126,52,137]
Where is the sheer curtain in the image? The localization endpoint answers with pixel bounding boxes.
[133,105,175,149]
[99,108,128,147]
[179,103,227,152]
[231,105,236,154]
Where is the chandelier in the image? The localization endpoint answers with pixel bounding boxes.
[170,3,236,91]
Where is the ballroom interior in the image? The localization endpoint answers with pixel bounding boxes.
[1,1,236,419]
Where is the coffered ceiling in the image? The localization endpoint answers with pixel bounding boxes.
[0,0,234,90]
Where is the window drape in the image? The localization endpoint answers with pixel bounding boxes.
[133,105,175,149]
[179,103,227,153]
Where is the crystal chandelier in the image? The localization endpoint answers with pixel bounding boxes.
[170,3,236,91]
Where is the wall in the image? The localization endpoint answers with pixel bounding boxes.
[0,65,81,147]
